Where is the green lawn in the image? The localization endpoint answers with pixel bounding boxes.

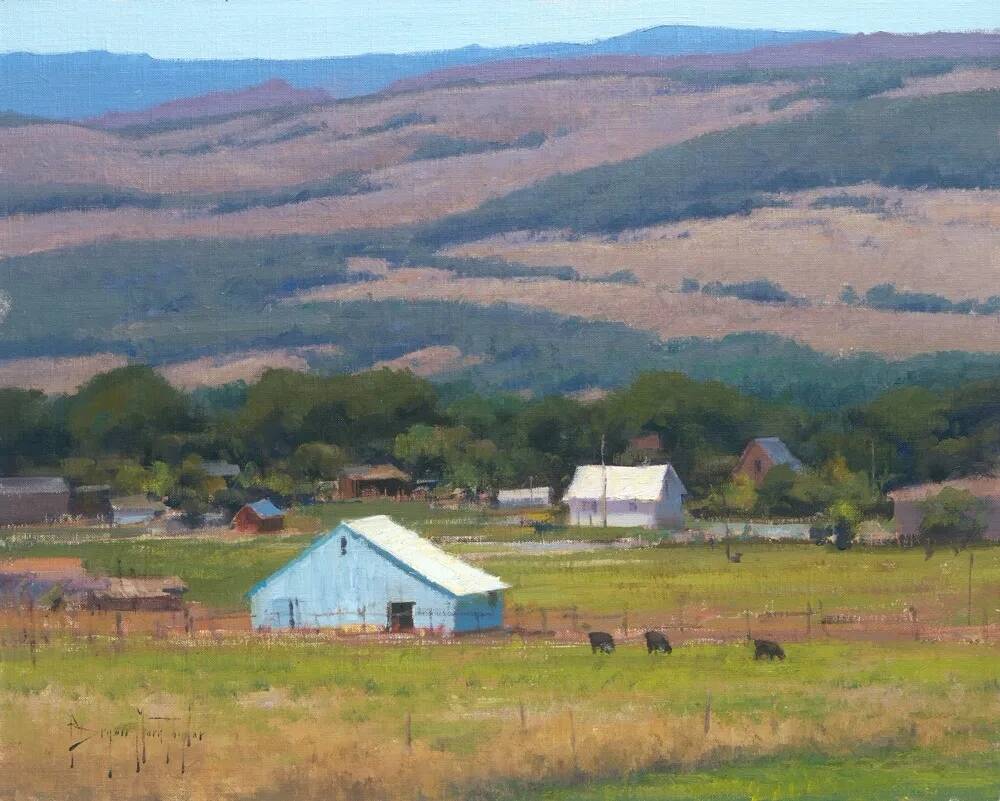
[3,637,998,799]
[3,508,999,620]
[524,751,1000,801]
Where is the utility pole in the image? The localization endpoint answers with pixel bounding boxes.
[967,552,974,626]
[600,434,608,528]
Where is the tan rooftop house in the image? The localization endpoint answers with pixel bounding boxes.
[338,464,412,499]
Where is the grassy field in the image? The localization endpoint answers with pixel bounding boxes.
[3,503,999,625]
[1,636,997,800]
[2,504,999,798]
[523,751,1000,801]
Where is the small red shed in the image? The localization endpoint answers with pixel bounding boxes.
[232,499,285,533]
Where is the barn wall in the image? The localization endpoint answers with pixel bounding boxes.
[454,592,504,632]
[0,492,70,525]
[655,476,686,529]
[733,442,774,485]
[568,498,658,528]
[250,523,464,631]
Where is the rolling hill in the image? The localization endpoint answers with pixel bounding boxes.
[1,31,1000,401]
[0,25,842,119]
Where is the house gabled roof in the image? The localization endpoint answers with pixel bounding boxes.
[248,515,508,599]
[748,438,803,471]
[564,464,686,502]
[203,461,241,478]
[341,464,411,482]
[0,477,70,496]
[247,499,284,519]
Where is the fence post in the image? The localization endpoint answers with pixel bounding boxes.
[703,691,712,735]
[568,710,578,773]
[622,607,629,637]
[540,608,548,634]
[405,713,412,752]
[519,702,526,732]
[806,601,813,641]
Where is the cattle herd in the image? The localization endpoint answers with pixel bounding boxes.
[587,630,786,661]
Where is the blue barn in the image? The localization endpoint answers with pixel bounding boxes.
[248,515,508,633]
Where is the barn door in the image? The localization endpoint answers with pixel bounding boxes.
[387,602,415,632]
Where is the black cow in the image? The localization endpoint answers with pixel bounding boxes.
[588,631,615,654]
[753,639,786,661]
[644,630,672,654]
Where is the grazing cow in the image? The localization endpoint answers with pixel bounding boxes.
[753,639,786,661]
[644,630,672,654]
[588,631,615,654]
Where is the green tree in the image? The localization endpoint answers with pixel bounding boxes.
[67,366,196,460]
[918,487,986,558]
[827,499,862,550]
[289,442,347,481]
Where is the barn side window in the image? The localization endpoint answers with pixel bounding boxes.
[340,536,347,555]
[487,591,498,607]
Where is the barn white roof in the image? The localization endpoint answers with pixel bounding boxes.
[564,464,685,502]
[345,515,509,596]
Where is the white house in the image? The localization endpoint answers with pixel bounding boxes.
[496,487,552,508]
[564,465,687,529]
[248,515,509,633]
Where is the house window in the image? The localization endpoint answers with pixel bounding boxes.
[754,459,763,475]
[628,501,638,512]
[487,591,499,607]
[590,501,598,513]
[340,536,347,555]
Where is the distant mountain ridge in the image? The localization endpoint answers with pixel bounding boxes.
[387,31,1000,93]
[87,79,333,129]
[0,25,842,118]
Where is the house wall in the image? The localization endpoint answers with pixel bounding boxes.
[0,492,70,525]
[733,442,775,486]
[249,523,503,632]
[567,478,685,529]
[893,498,1000,543]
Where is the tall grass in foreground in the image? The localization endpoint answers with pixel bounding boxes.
[1,638,997,800]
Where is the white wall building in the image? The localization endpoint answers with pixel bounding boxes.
[496,487,552,508]
[564,465,687,529]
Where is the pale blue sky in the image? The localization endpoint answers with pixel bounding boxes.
[1,0,997,59]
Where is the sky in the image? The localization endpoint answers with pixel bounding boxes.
[1,0,997,59]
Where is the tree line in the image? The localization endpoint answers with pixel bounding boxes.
[2,365,1000,527]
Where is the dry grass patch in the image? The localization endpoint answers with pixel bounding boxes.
[370,346,484,377]
[450,185,1000,304]
[0,353,128,393]
[295,266,1000,357]
[0,79,811,257]
[879,67,1000,98]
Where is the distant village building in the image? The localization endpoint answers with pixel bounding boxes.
[70,484,113,520]
[888,475,1000,544]
[232,499,285,533]
[629,432,663,453]
[0,557,99,606]
[111,495,169,526]
[0,558,186,611]
[84,576,188,612]
[203,461,241,480]
[733,438,803,485]
[564,464,687,529]
[0,477,70,525]
[496,486,552,509]
[248,515,508,633]
[338,464,412,500]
